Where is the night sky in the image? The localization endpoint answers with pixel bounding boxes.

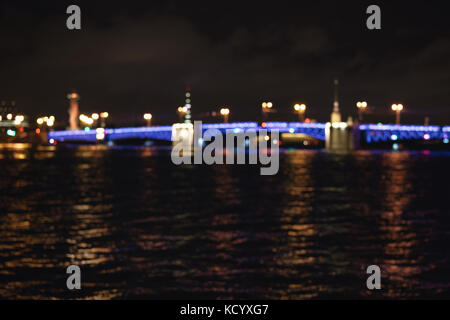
[1,0,449,125]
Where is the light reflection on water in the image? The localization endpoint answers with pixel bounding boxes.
[0,144,450,299]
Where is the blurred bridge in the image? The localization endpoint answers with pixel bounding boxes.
[47,122,450,146]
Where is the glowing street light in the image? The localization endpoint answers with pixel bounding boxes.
[79,114,93,126]
[293,104,306,122]
[219,107,230,123]
[14,115,25,125]
[37,115,55,130]
[100,112,109,128]
[262,102,273,110]
[177,106,187,122]
[7,113,13,121]
[391,104,404,125]
[261,101,273,121]
[356,101,368,122]
[143,113,152,126]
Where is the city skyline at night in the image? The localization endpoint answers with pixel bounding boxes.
[1,1,450,125]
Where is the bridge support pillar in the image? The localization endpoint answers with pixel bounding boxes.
[172,123,194,153]
[325,122,360,151]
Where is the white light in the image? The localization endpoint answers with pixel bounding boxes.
[96,128,105,140]
[180,129,188,138]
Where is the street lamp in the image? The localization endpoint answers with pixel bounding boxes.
[14,115,25,126]
[356,101,368,122]
[100,112,109,127]
[391,104,404,125]
[261,101,273,121]
[219,107,230,123]
[46,116,55,128]
[293,104,306,122]
[37,115,55,130]
[79,114,94,128]
[143,113,152,126]
[90,113,99,128]
[177,106,187,122]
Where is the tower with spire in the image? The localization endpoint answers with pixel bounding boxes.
[330,78,342,123]
[184,86,192,124]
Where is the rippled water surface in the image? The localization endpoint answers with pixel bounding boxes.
[1,144,450,299]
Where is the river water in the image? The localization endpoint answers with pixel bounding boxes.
[0,144,449,299]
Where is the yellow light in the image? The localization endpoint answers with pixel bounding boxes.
[37,118,44,125]
[0,115,2,121]
[300,104,306,111]
[294,104,301,111]
[262,102,267,108]
[391,104,398,111]
[361,101,368,108]
[178,106,185,113]
[47,120,54,127]
[7,113,12,120]
[44,116,49,122]
[264,135,270,141]
[397,104,404,111]
[267,102,273,109]
[144,113,153,120]
[220,108,230,116]
[101,112,109,118]
[79,114,89,123]
[357,102,362,108]
[92,113,99,120]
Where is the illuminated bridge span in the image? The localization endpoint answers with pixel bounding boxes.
[360,124,450,143]
[48,122,450,145]
[48,122,328,143]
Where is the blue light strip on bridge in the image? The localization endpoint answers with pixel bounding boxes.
[48,123,450,144]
